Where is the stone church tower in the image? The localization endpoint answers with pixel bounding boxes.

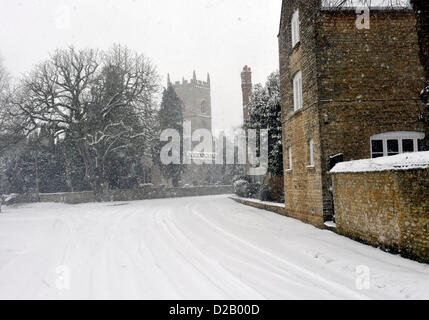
[166,71,214,186]
[168,71,212,133]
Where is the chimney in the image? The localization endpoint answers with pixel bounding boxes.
[241,65,252,120]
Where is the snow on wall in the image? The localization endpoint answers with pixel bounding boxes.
[331,151,429,173]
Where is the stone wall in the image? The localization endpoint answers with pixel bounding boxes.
[230,197,286,216]
[332,169,429,263]
[13,185,234,205]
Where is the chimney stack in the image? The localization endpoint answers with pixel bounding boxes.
[241,65,252,121]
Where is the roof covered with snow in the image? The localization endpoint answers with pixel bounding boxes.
[331,152,429,174]
[320,6,412,13]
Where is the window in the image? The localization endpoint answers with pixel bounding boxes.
[371,140,384,158]
[291,10,300,48]
[201,100,207,114]
[402,139,414,153]
[287,147,292,170]
[293,71,302,111]
[387,139,399,156]
[308,138,314,167]
[370,131,425,158]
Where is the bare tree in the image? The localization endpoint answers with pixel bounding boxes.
[12,45,159,201]
[0,56,9,139]
[0,56,6,95]
[0,56,8,206]
[0,55,33,154]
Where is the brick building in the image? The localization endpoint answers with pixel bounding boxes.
[278,1,427,227]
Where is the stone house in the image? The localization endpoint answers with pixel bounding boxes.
[278,0,427,227]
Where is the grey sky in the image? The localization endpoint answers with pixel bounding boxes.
[0,0,282,131]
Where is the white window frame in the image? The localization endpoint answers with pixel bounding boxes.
[291,10,300,48]
[287,147,293,171]
[308,138,315,167]
[370,131,425,158]
[293,71,303,111]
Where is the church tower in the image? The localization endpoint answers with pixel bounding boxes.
[169,71,212,133]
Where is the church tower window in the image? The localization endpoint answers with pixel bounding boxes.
[201,100,207,114]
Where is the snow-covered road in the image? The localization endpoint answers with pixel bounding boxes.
[0,195,428,300]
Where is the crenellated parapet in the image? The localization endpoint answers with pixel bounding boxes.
[168,71,211,89]
[166,70,213,134]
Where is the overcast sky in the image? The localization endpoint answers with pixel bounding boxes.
[0,0,282,131]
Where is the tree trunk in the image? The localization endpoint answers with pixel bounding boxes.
[78,144,106,202]
[91,163,106,202]
[91,177,105,202]
[34,146,40,202]
[172,176,180,188]
[411,0,429,150]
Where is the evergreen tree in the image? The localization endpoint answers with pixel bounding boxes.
[157,85,184,187]
[245,71,283,176]
[4,145,35,194]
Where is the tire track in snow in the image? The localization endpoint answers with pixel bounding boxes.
[163,210,267,299]
[149,208,231,299]
[111,209,185,299]
[190,202,371,300]
[172,202,329,299]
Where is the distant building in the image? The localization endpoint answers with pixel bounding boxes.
[168,71,214,186]
[279,1,427,227]
[169,71,212,133]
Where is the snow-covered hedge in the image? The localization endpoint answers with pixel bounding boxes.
[232,175,252,184]
[249,182,261,197]
[233,180,265,199]
[233,180,251,198]
[258,184,272,202]
[2,194,17,205]
[0,194,17,212]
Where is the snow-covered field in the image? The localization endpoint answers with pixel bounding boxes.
[0,195,428,300]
